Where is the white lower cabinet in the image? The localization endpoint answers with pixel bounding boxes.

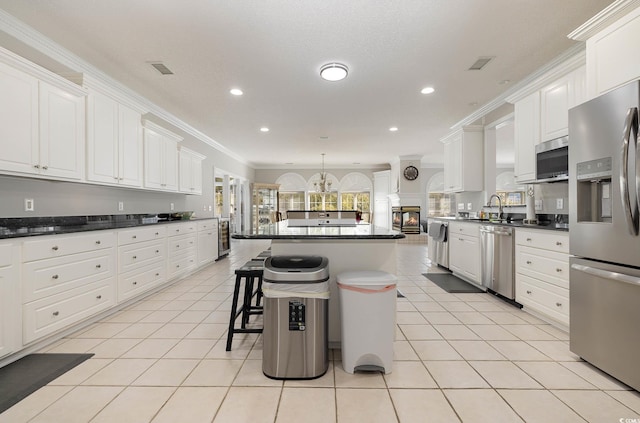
[448,222,481,284]
[22,232,117,344]
[0,242,21,359]
[167,223,197,279]
[197,219,218,267]
[515,229,570,327]
[117,226,167,302]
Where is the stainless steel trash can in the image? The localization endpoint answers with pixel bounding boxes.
[262,255,330,380]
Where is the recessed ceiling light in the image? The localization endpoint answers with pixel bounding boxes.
[320,63,348,81]
[230,88,243,96]
[421,86,435,94]
[499,79,511,85]
[389,127,399,132]
[319,136,329,140]
[260,127,269,132]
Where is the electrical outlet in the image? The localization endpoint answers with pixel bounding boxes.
[458,203,464,210]
[208,205,212,211]
[467,203,473,210]
[118,201,124,211]
[170,203,175,211]
[24,198,34,212]
[535,199,543,211]
[556,198,564,209]
[203,205,207,211]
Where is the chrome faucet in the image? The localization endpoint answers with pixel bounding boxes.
[487,194,504,220]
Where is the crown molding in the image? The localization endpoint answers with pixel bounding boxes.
[0,8,248,166]
[141,120,183,142]
[568,0,640,41]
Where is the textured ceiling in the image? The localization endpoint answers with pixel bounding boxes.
[0,0,614,168]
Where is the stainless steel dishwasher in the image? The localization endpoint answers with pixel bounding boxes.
[479,225,515,300]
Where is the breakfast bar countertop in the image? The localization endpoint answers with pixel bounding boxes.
[232,221,405,240]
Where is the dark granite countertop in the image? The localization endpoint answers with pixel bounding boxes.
[427,216,569,232]
[232,221,405,240]
[0,214,217,240]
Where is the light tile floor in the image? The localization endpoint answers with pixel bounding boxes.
[2,240,640,422]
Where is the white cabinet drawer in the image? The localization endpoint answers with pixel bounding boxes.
[23,249,115,302]
[23,231,116,262]
[0,244,15,267]
[515,229,569,253]
[449,221,479,238]
[168,234,196,254]
[168,250,196,279]
[516,274,569,326]
[118,239,166,273]
[118,262,166,302]
[516,245,569,289]
[23,280,115,343]
[196,219,217,232]
[167,222,196,237]
[118,225,166,246]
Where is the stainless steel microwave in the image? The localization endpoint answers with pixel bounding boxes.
[535,136,568,182]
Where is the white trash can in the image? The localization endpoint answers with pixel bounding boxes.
[337,270,397,374]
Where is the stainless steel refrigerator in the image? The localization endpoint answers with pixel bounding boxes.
[568,79,640,391]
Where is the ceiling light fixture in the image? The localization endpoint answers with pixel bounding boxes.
[314,153,332,193]
[389,126,399,132]
[421,87,435,94]
[260,127,269,132]
[230,88,243,96]
[320,63,348,81]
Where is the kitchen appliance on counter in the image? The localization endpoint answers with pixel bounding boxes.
[568,79,640,391]
[479,225,518,303]
[427,220,449,269]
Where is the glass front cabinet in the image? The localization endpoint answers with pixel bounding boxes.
[251,183,280,234]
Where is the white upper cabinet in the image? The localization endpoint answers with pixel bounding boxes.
[86,89,143,188]
[143,121,181,192]
[514,91,540,183]
[179,147,205,195]
[576,5,640,98]
[0,58,85,181]
[540,66,587,142]
[441,126,483,193]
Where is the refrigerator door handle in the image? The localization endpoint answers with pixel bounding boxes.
[620,107,639,235]
[571,263,640,287]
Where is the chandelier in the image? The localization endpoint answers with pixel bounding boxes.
[314,153,332,193]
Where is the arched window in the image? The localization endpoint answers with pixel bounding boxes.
[276,173,307,215]
[426,171,453,217]
[339,172,373,221]
[307,172,339,210]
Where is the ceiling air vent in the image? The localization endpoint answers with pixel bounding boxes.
[149,62,174,75]
[468,56,494,71]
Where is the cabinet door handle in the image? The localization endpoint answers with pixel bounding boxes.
[132,255,137,260]
[556,268,562,272]
[96,295,102,300]
[52,274,59,279]
[33,164,40,169]
[556,302,562,307]
[155,273,160,277]
[155,232,159,236]
[113,176,118,180]
[95,264,101,269]
[526,260,532,265]
[155,250,160,253]
[52,311,59,316]
[132,235,137,239]
[526,290,532,294]
[133,281,137,285]
[556,241,563,246]
[176,244,180,248]
[42,165,48,170]
[52,246,59,251]
[176,264,180,268]
[526,238,532,242]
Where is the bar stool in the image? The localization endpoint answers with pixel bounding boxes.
[226,260,264,351]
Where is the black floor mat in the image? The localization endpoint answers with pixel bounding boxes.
[0,353,93,413]
[422,273,485,293]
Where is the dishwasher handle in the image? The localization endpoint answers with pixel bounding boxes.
[479,226,512,236]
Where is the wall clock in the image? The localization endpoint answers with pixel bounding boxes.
[403,165,419,181]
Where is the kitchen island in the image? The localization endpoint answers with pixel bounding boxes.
[233,222,405,346]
